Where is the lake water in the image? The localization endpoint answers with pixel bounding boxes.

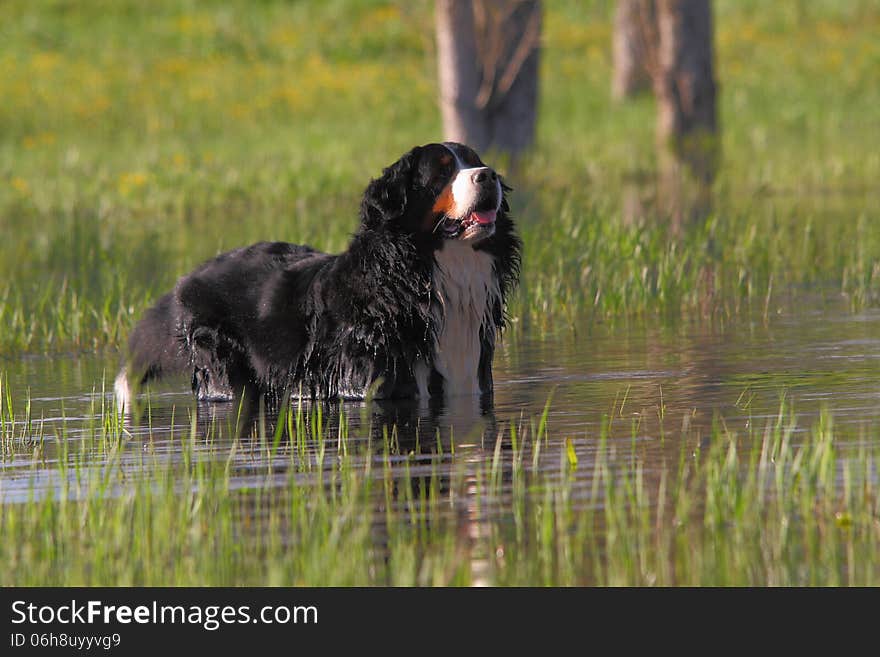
[2,295,878,506]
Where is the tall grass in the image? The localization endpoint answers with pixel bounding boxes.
[1,392,876,586]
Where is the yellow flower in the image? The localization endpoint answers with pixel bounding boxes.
[30,52,61,72]
[118,172,149,195]
[173,14,213,36]
[825,50,843,70]
[75,96,110,118]
[11,177,30,195]
[22,132,56,149]
[188,86,216,102]
[363,5,400,25]
[268,25,301,48]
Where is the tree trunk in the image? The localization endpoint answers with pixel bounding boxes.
[653,0,717,179]
[435,0,541,155]
[612,0,718,227]
[612,0,655,100]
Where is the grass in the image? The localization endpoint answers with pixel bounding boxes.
[0,390,877,586]
[0,0,878,353]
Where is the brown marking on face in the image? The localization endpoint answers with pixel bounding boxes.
[431,183,455,216]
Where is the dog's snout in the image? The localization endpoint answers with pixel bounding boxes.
[471,167,497,185]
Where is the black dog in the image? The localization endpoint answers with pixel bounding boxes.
[114,142,521,409]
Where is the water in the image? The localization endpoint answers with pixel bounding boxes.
[2,296,878,508]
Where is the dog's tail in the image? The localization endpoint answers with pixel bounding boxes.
[113,369,133,413]
[115,293,189,412]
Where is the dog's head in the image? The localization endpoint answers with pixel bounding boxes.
[360,142,510,247]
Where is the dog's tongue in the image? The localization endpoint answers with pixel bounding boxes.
[471,209,496,225]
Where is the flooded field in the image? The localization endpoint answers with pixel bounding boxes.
[2,0,878,587]
[4,296,879,586]
[3,297,877,506]
[3,295,880,587]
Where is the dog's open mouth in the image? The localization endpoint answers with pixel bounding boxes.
[441,209,496,242]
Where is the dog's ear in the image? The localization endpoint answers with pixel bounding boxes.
[360,146,422,230]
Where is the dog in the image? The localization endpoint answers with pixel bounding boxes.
[114,142,521,410]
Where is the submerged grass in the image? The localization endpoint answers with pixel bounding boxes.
[0,392,877,586]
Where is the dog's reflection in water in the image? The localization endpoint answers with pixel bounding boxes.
[180,389,498,456]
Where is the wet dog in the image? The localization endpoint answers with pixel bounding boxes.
[115,142,521,409]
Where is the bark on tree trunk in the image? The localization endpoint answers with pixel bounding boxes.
[612,0,655,100]
[435,0,541,155]
[653,0,717,178]
[612,0,718,228]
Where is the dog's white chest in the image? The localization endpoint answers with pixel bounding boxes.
[430,241,499,396]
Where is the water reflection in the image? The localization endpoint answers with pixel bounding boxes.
[1,300,878,578]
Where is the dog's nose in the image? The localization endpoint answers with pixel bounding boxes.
[471,167,497,185]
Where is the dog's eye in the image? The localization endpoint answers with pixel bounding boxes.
[429,160,454,185]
